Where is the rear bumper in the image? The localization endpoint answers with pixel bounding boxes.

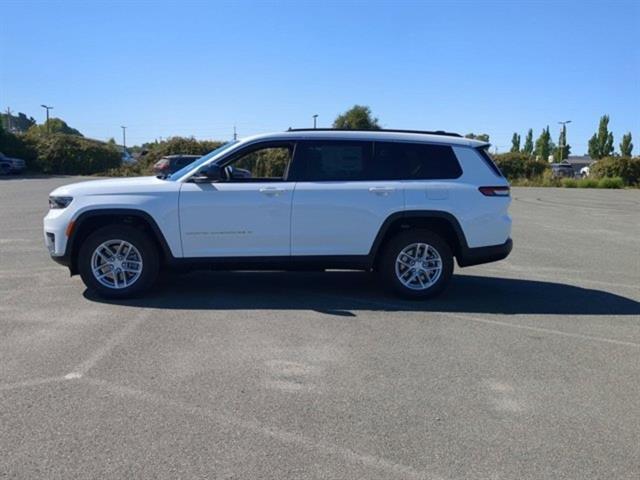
[457,238,512,267]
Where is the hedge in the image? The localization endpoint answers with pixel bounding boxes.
[492,152,548,180]
[32,134,121,175]
[590,157,640,185]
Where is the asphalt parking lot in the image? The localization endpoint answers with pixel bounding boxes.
[1,176,639,479]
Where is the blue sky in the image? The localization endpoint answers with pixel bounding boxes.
[1,0,638,153]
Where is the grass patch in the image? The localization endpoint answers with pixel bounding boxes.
[509,176,629,188]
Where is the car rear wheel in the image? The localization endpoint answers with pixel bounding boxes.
[78,225,159,298]
[380,230,453,299]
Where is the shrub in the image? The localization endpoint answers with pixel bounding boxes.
[32,134,121,174]
[492,152,548,180]
[561,178,577,188]
[590,157,640,185]
[576,178,598,188]
[597,177,624,189]
[103,163,149,177]
[0,128,38,168]
[540,169,561,187]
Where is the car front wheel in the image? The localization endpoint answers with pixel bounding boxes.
[78,225,159,298]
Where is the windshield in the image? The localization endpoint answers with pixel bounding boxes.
[167,141,239,181]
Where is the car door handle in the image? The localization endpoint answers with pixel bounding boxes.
[369,186,395,196]
[259,187,286,196]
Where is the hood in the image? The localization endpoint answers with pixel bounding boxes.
[50,176,174,197]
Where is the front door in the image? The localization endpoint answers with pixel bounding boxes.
[179,142,295,258]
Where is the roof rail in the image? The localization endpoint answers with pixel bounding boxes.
[286,128,462,138]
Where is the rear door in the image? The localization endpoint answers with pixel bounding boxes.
[290,140,404,256]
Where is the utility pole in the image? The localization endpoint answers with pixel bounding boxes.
[313,114,318,129]
[233,125,237,141]
[120,126,127,152]
[5,107,12,131]
[41,104,53,134]
[558,120,571,161]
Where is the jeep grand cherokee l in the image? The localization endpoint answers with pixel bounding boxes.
[44,129,512,299]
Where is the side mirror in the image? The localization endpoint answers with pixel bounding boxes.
[194,164,222,182]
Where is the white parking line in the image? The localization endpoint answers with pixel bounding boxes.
[64,309,152,379]
[440,312,640,348]
[318,294,640,348]
[84,377,440,480]
[0,376,64,392]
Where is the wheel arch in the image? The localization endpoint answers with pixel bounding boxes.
[66,208,174,275]
[369,211,469,270]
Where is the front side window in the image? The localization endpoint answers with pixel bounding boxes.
[169,141,239,180]
[374,142,463,180]
[224,144,293,181]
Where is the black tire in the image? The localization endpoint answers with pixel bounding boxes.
[380,230,454,299]
[78,225,160,299]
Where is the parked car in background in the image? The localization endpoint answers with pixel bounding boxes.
[550,161,575,178]
[153,155,201,176]
[0,152,27,174]
[0,160,11,175]
[121,151,136,165]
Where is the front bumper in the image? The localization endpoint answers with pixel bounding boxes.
[44,208,73,259]
[457,238,513,267]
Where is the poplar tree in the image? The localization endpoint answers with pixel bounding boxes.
[588,115,614,159]
[522,129,534,156]
[510,133,521,153]
[534,126,553,162]
[620,132,633,157]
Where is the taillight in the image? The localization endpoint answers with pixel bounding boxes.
[479,186,510,197]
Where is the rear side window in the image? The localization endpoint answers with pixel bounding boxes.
[374,142,463,180]
[293,141,378,181]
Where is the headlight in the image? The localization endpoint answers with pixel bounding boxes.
[48,196,73,209]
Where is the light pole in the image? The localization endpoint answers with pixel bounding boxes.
[120,126,127,152]
[313,114,318,129]
[558,120,571,161]
[41,105,53,134]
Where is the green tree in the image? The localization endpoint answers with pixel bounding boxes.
[464,133,490,142]
[553,124,571,161]
[510,133,521,153]
[333,105,380,130]
[534,126,554,162]
[588,115,614,159]
[522,128,534,156]
[27,118,83,137]
[0,112,36,133]
[620,132,633,157]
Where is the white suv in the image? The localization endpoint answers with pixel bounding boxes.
[44,129,512,299]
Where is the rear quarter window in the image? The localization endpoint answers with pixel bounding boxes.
[374,142,462,180]
[476,148,504,178]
